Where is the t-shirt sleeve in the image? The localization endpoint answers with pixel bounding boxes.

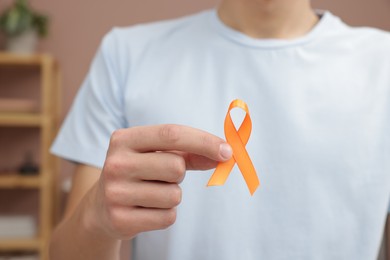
[51,30,126,169]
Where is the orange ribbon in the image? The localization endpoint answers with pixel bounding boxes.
[207,99,260,195]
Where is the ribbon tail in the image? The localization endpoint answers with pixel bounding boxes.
[207,158,235,186]
[227,119,259,195]
[238,160,260,195]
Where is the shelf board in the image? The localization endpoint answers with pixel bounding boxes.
[0,237,40,251]
[0,175,41,188]
[0,113,42,127]
[0,52,50,66]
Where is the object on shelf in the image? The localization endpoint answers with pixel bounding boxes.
[18,152,39,175]
[0,99,38,113]
[5,29,38,54]
[0,253,38,260]
[0,215,36,239]
[0,0,49,54]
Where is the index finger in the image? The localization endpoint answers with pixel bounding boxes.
[115,124,232,162]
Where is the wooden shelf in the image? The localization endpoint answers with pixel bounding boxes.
[0,113,42,127]
[0,53,60,259]
[0,237,40,251]
[0,52,50,66]
[0,175,41,189]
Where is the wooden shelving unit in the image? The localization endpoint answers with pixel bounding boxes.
[0,113,42,127]
[0,175,41,188]
[0,52,60,259]
[0,238,41,251]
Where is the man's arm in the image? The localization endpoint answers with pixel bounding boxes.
[49,124,232,260]
[385,214,390,260]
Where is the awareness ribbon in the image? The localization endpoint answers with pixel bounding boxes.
[207,99,260,195]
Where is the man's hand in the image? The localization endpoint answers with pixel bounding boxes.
[90,124,232,240]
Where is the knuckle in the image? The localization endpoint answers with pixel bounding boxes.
[103,157,122,180]
[161,209,177,228]
[104,184,119,203]
[168,185,182,206]
[104,157,139,180]
[108,208,136,239]
[159,124,180,144]
[169,157,186,182]
[110,129,125,146]
[107,208,123,231]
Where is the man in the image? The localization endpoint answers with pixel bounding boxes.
[50,0,390,259]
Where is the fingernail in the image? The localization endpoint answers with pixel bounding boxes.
[219,143,233,160]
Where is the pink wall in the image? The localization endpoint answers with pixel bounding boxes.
[314,0,390,29]
[1,0,390,181]
[2,0,389,122]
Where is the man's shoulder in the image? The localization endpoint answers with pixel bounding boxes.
[103,10,212,49]
[351,27,390,60]
[337,20,390,51]
[321,14,390,60]
[351,26,390,43]
[94,9,214,79]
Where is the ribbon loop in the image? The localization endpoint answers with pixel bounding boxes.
[207,99,260,195]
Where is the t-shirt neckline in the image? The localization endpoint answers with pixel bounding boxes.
[209,9,333,49]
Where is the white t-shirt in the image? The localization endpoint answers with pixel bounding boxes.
[51,9,390,260]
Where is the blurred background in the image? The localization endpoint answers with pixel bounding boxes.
[2,0,390,131]
[0,0,389,259]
